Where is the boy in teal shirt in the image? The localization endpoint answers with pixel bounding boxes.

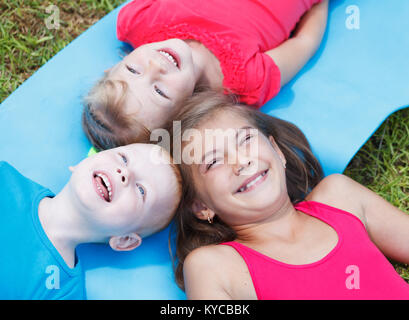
[0,143,181,299]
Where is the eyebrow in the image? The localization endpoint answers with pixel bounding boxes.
[200,126,253,163]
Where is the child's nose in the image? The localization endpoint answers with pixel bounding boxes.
[116,167,130,186]
[147,58,166,78]
[233,159,252,176]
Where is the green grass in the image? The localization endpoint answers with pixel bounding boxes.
[344,108,409,212]
[344,107,409,281]
[0,0,126,100]
[1,1,408,282]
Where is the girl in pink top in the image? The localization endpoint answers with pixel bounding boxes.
[82,0,328,150]
[172,91,409,300]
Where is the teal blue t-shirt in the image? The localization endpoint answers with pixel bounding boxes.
[0,161,86,299]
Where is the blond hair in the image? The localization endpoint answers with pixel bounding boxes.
[82,74,151,150]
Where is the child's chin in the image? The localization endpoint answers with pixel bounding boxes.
[246,195,278,209]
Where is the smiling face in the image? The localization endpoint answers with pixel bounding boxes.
[68,143,180,238]
[107,39,202,130]
[187,111,289,227]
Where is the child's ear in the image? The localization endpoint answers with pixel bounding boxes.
[109,233,142,252]
[191,199,215,222]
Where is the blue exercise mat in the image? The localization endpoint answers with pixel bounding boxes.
[0,0,408,299]
[261,0,409,175]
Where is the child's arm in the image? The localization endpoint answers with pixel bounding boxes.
[312,174,409,264]
[183,246,233,299]
[357,180,409,264]
[265,0,329,87]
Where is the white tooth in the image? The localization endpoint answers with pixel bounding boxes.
[99,174,110,187]
[159,51,177,66]
[244,174,264,189]
[107,186,111,191]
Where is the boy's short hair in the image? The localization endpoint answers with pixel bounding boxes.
[82,75,151,150]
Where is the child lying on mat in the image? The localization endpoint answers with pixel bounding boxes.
[0,143,181,299]
[170,92,409,299]
[82,0,329,149]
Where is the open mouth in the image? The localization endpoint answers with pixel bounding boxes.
[235,169,269,194]
[93,172,113,202]
[158,49,180,69]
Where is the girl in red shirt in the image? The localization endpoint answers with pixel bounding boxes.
[82,0,328,150]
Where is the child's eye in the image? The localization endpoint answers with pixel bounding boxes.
[137,184,145,197]
[206,159,218,171]
[241,134,253,145]
[119,153,128,165]
[154,86,168,99]
[126,65,139,74]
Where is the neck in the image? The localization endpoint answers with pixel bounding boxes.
[234,198,306,244]
[38,184,107,268]
[185,39,224,90]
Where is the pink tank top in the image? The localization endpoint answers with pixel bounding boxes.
[220,201,409,300]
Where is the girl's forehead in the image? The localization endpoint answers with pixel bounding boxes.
[198,111,250,131]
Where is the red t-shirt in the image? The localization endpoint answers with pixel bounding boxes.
[117,0,322,108]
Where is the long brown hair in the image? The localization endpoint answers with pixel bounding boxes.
[169,91,324,290]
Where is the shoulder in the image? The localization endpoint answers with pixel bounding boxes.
[0,162,25,191]
[184,244,233,271]
[308,174,351,197]
[183,243,247,282]
[0,162,47,192]
[183,244,240,299]
[306,174,367,227]
[0,163,53,211]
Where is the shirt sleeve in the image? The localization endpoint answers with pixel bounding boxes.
[239,52,281,108]
[116,0,156,46]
